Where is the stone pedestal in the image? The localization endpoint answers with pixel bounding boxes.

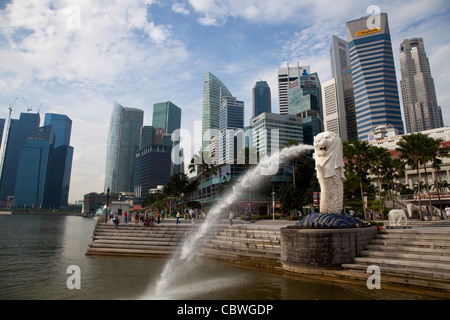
[280,226,378,274]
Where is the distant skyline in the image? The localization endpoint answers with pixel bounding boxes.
[0,0,449,202]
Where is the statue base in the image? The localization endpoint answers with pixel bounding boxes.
[296,212,362,228]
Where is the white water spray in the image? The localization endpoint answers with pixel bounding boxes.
[147,143,314,299]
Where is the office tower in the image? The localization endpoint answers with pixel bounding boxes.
[251,112,303,159]
[342,67,358,141]
[43,113,73,208]
[14,125,55,208]
[287,72,323,145]
[104,102,144,194]
[202,72,232,150]
[0,112,40,202]
[323,35,351,141]
[219,96,244,164]
[133,144,172,202]
[152,101,181,135]
[346,12,404,140]
[277,63,310,115]
[252,81,271,117]
[140,126,154,149]
[400,38,443,133]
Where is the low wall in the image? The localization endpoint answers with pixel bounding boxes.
[280,226,378,274]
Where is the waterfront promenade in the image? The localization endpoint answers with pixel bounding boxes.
[86,217,450,298]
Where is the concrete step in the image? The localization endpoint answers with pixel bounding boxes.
[359,249,450,263]
[352,256,450,273]
[204,242,281,258]
[365,244,450,256]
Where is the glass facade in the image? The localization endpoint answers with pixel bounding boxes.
[202,72,232,150]
[252,81,271,118]
[346,13,404,140]
[0,112,40,201]
[104,102,144,194]
[152,101,181,135]
[287,72,323,145]
[219,96,244,164]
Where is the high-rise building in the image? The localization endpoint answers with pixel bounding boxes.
[252,81,271,118]
[202,72,232,150]
[287,72,323,145]
[152,101,181,135]
[219,96,244,164]
[0,112,40,202]
[346,12,404,140]
[43,113,73,208]
[342,67,358,141]
[277,63,310,115]
[251,112,303,159]
[399,38,443,133]
[104,102,143,194]
[323,35,351,141]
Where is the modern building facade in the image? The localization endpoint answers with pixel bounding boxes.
[219,96,244,164]
[104,102,144,194]
[323,35,351,141]
[346,12,404,141]
[133,144,172,202]
[0,112,40,202]
[251,112,303,159]
[252,81,271,118]
[287,72,323,145]
[277,63,310,115]
[399,38,443,133]
[342,67,358,141]
[152,101,181,135]
[202,72,232,150]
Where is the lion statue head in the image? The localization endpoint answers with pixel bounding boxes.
[313,131,345,180]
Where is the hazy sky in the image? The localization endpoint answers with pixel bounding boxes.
[0,0,449,202]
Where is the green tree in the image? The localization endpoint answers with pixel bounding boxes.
[188,151,217,212]
[428,138,450,218]
[368,146,390,217]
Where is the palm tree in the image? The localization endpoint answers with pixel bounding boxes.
[188,151,217,212]
[368,146,390,218]
[343,139,372,219]
[429,139,450,218]
[396,133,428,220]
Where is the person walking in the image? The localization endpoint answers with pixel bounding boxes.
[176,211,180,225]
[113,215,120,233]
[124,211,128,224]
[229,211,234,225]
[445,206,450,220]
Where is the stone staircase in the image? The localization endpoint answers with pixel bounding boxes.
[199,225,283,272]
[339,227,450,294]
[86,221,227,257]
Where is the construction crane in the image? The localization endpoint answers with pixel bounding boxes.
[0,97,17,177]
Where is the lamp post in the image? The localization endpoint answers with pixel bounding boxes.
[105,187,110,223]
[271,191,276,221]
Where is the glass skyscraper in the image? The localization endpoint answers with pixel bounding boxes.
[152,101,181,135]
[202,72,232,150]
[252,81,271,118]
[104,102,144,194]
[0,112,40,202]
[346,12,404,140]
[287,71,323,145]
[219,96,244,164]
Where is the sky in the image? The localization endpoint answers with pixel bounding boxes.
[0,0,449,203]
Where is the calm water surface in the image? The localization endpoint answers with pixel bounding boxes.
[0,215,441,300]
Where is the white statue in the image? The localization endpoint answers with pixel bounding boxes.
[388,209,408,226]
[406,203,413,218]
[314,132,346,215]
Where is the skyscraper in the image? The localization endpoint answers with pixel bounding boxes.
[400,38,443,133]
[0,112,40,202]
[287,71,323,145]
[43,113,73,208]
[277,63,310,115]
[252,81,271,118]
[152,101,181,135]
[104,102,144,194]
[323,35,351,141]
[346,12,404,140]
[219,96,244,164]
[202,72,232,150]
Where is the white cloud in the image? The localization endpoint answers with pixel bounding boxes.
[172,3,190,15]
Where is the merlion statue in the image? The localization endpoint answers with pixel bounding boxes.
[296,132,361,228]
[314,131,346,214]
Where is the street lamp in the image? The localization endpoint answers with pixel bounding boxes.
[271,191,276,221]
